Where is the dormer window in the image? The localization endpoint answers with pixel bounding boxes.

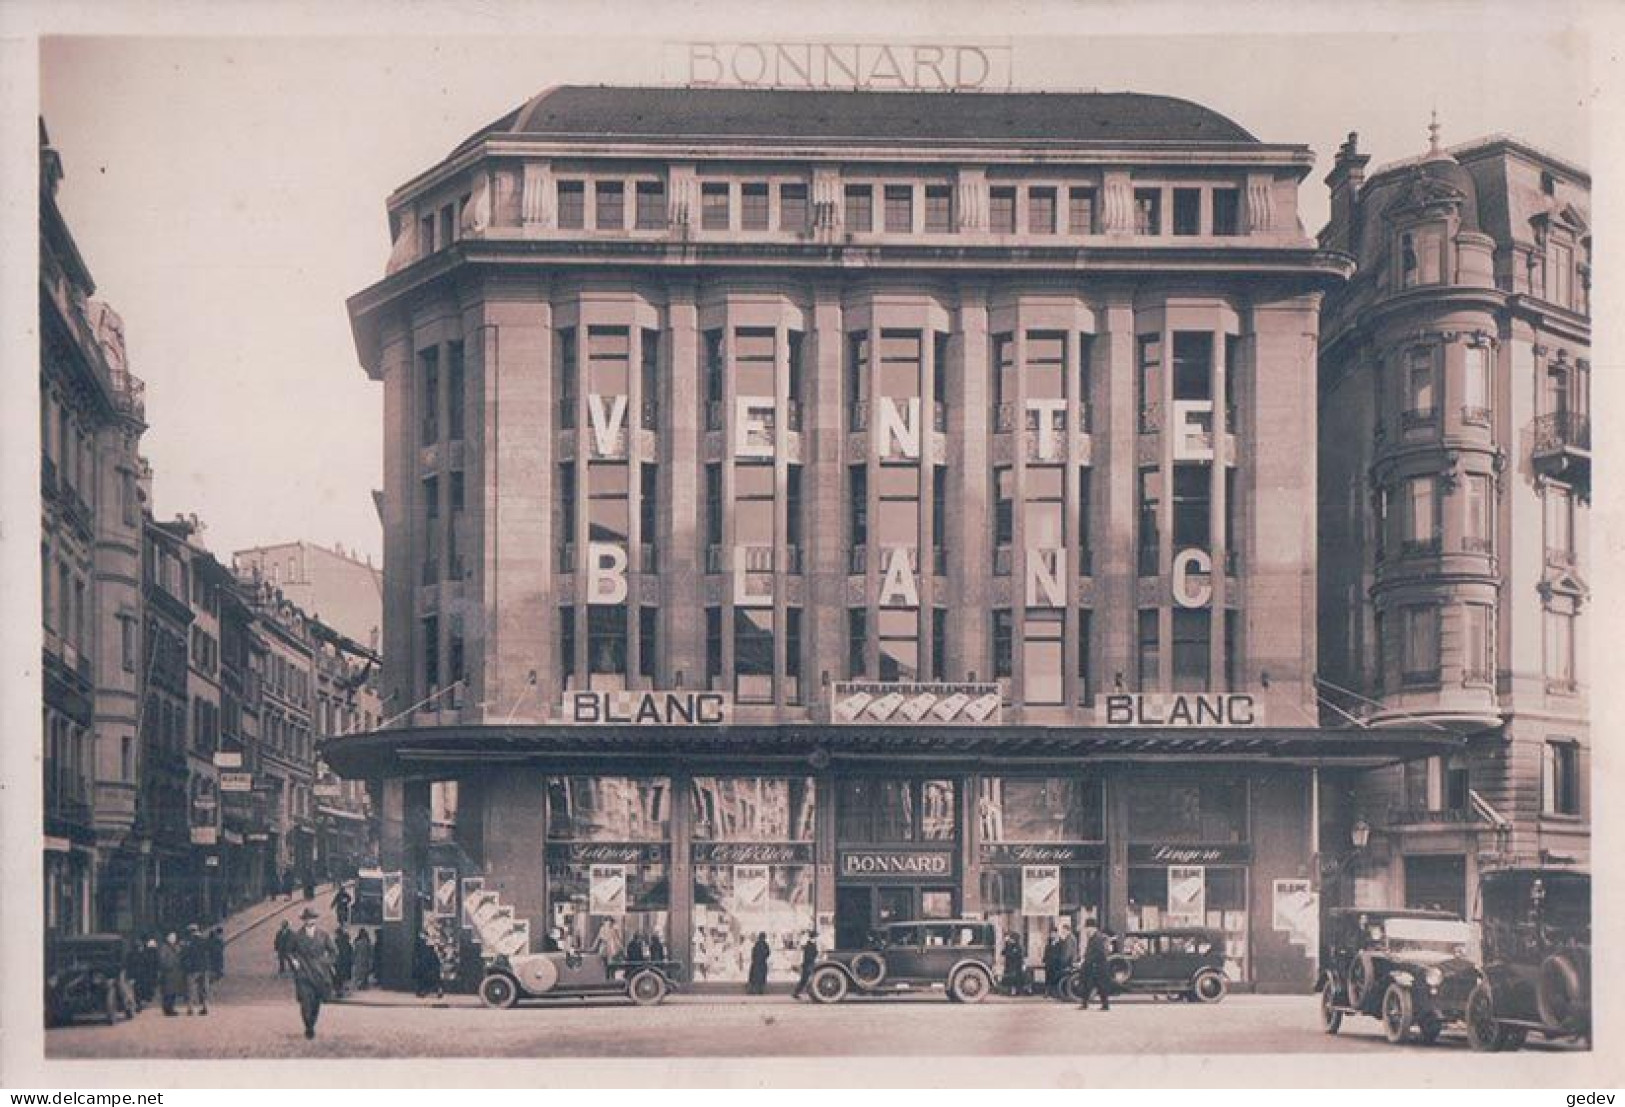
[1400,233,1419,288]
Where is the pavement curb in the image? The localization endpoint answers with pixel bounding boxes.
[223,883,335,946]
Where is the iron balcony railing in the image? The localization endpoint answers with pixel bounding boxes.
[1531,411,1591,454]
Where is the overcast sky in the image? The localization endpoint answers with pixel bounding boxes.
[36,20,1591,565]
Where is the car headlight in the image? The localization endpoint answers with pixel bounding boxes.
[1424,968,1443,988]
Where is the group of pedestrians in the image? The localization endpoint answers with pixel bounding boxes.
[277,917,379,994]
[999,919,1114,1010]
[123,924,224,1017]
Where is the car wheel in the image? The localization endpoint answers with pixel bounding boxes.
[1381,982,1414,1045]
[1347,956,1370,1009]
[949,966,992,1005]
[1107,956,1134,987]
[479,973,519,1009]
[1536,954,1585,1034]
[809,966,848,1005]
[1061,972,1083,1004]
[1465,981,1506,1052]
[1320,982,1343,1035]
[1191,970,1227,1004]
[850,951,887,989]
[627,969,668,1007]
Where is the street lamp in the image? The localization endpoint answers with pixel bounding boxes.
[1350,819,1371,851]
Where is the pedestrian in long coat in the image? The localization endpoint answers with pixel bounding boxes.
[332,886,353,927]
[412,930,443,998]
[208,926,225,980]
[1042,933,1064,998]
[371,928,385,987]
[792,931,820,999]
[274,920,294,974]
[648,932,666,964]
[182,925,210,1015]
[593,917,625,962]
[1001,932,1026,995]
[1076,919,1112,1012]
[157,932,187,1015]
[747,932,771,994]
[352,929,373,991]
[333,929,354,997]
[133,937,159,1007]
[287,908,337,1039]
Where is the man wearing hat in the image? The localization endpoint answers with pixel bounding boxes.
[182,924,210,1015]
[286,907,337,1040]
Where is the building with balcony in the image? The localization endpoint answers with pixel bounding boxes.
[1316,124,1590,916]
[332,85,1456,992]
[40,121,149,936]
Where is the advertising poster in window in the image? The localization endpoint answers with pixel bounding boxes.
[432,866,458,918]
[590,863,627,916]
[1166,865,1205,925]
[381,870,404,922]
[459,876,484,928]
[733,863,770,916]
[1272,878,1318,949]
[1021,864,1060,916]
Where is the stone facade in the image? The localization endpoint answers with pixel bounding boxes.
[1317,127,1590,916]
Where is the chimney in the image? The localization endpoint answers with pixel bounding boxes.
[1323,131,1370,255]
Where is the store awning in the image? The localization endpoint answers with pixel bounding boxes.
[322,722,1462,779]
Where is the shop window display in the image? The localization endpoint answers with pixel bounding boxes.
[545,776,672,954]
[977,777,1103,842]
[692,864,814,984]
[690,777,817,983]
[979,866,1103,978]
[837,778,956,842]
[1126,865,1249,981]
[1124,779,1246,843]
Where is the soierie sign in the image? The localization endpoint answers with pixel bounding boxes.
[562,689,731,725]
[1095,693,1263,728]
[679,42,1014,91]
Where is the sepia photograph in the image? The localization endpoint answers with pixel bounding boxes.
[2,0,1619,1091]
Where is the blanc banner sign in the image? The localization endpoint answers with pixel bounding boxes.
[831,682,1002,725]
[673,42,1014,92]
[561,690,730,726]
[1095,693,1263,728]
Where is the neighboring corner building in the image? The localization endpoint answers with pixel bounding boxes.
[1316,122,1590,916]
[234,540,384,651]
[40,119,148,937]
[334,84,1460,994]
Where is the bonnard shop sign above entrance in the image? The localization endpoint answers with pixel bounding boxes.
[840,849,955,879]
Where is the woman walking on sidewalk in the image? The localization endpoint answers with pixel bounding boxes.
[352,928,373,990]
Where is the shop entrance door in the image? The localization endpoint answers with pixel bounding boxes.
[835,885,960,948]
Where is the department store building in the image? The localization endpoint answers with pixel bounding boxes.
[333,84,1454,991]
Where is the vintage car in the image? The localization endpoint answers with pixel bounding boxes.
[478,950,680,1008]
[1465,867,1590,1051]
[45,934,131,1027]
[1057,928,1229,1003]
[806,919,998,1004]
[1318,908,1481,1044]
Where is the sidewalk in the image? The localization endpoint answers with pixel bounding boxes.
[221,882,335,945]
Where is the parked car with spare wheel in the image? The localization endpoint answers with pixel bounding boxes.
[1465,867,1590,1051]
[478,949,681,1008]
[1055,927,1229,1003]
[1317,908,1481,1044]
[45,934,132,1027]
[806,919,997,1004]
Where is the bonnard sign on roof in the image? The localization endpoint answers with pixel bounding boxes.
[680,42,1014,91]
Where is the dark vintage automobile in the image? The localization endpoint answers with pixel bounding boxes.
[1318,908,1481,1044]
[807,920,998,1004]
[1465,867,1590,1051]
[478,950,681,1008]
[45,934,131,1027]
[1057,928,1229,1003]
